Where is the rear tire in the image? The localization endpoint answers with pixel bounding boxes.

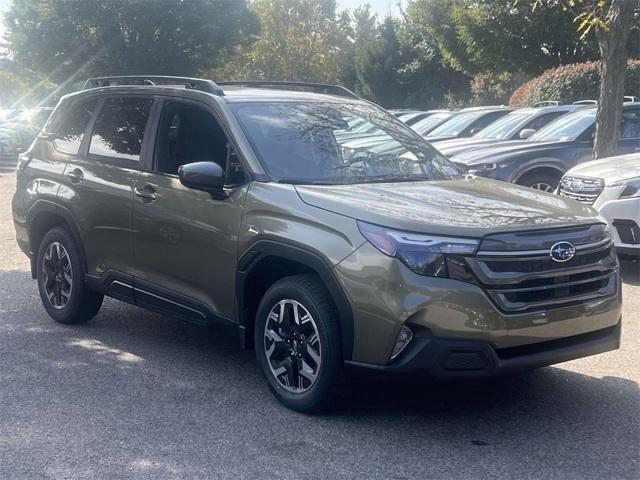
[517,171,561,192]
[36,226,103,325]
[254,274,347,413]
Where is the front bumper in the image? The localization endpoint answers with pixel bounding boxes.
[346,320,621,379]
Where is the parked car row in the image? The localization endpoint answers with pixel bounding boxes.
[0,107,53,168]
[393,103,640,257]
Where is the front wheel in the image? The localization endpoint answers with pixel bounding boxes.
[517,171,561,192]
[254,274,346,413]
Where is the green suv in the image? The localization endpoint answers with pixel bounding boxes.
[12,77,622,412]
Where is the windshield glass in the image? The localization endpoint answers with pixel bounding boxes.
[231,102,461,184]
[530,109,595,141]
[411,112,453,135]
[475,111,531,140]
[426,111,485,137]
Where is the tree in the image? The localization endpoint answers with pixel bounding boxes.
[4,0,259,86]
[523,0,639,158]
[218,0,351,83]
[406,0,601,78]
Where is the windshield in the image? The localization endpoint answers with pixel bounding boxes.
[426,111,485,137]
[411,112,453,135]
[475,111,531,140]
[530,109,595,141]
[231,102,461,184]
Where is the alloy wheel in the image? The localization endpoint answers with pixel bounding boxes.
[530,182,554,192]
[42,242,73,309]
[263,299,322,393]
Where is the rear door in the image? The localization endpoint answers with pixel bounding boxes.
[131,98,248,323]
[60,95,155,283]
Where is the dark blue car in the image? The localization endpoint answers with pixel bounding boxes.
[451,104,640,191]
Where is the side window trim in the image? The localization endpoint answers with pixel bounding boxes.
[86,95,155,169]
[150,96,248,187]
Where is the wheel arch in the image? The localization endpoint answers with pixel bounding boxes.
[513,158,568,185]
[26,200,87,279]
[236,240,354,360]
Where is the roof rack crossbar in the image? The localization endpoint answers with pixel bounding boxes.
[83,76,224,95]
[217,81,359,99]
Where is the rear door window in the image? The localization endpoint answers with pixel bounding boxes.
[88,97,153,162]
[53,99,98,155]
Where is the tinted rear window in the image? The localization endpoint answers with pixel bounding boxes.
[53,100,97,155]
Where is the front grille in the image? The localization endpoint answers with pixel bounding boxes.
[466,225,618,313]
[559,175,604,204]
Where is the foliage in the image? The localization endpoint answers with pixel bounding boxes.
[215,0,351,83]
[470,71,527,106]
[406,0,603,78]
[4,0,259,84]
[0,70,28,108]
[509,59,640,106]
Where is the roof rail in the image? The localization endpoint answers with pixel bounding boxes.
[217,81,359,99]
[572,99,598,105]
[83,76,224,95]
[533,100,560,107]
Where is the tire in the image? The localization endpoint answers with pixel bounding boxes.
[36,226,103,324]
[517,171,561,192]
[254,274,347,413]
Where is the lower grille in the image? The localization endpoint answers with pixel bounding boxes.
[466,225,618,313]
[559,176,604,204]
[613,219,640,245]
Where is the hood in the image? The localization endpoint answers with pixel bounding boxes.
[566,153,640,185]
[452,140,572,166]
[295,176,600,238]
[436,138,499,157]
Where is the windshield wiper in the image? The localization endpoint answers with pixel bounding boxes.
[353,175,433,184]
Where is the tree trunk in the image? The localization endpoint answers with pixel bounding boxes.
[593,0,635,159]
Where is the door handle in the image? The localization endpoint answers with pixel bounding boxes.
[67,168,83,183]
[134,185,158,202]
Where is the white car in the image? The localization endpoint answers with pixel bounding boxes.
[558,153,640,257]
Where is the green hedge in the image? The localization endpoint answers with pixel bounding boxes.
[510,60,640,107]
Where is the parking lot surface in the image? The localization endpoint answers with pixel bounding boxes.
[0,170,638,480]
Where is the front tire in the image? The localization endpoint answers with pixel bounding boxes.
[517,171,561,192]
[36,226,103,324]
[254,274,346,413]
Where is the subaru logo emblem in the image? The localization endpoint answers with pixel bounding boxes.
[550,241,576,262]
[568,180,584,192]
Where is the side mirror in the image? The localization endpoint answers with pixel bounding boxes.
[519,128,536,139]
[178,161,225,195]
[469,128,481,135]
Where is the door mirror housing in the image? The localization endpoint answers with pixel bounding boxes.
[469,128,481,135]
[519,128,536,139]
[178,161,225,195]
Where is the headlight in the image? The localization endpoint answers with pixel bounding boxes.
[357,221,479,278]
[610,177,640,198]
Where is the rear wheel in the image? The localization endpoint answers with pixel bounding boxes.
[255,274,346,413]
[517,171,561,192]
[36,227,103,324]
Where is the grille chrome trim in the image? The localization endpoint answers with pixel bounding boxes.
[477,238,611,257]
[559,175,605,205]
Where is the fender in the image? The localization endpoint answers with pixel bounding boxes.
[512,158,567,183]
[236,239,355,361]
[26,199,88,278]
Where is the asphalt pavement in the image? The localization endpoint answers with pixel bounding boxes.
[0,169,638,480]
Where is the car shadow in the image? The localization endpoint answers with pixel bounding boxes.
[1,268,638,479]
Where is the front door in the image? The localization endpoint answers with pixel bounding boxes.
[132,99,248,323]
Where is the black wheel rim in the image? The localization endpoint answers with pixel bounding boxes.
[42,242,73,309]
